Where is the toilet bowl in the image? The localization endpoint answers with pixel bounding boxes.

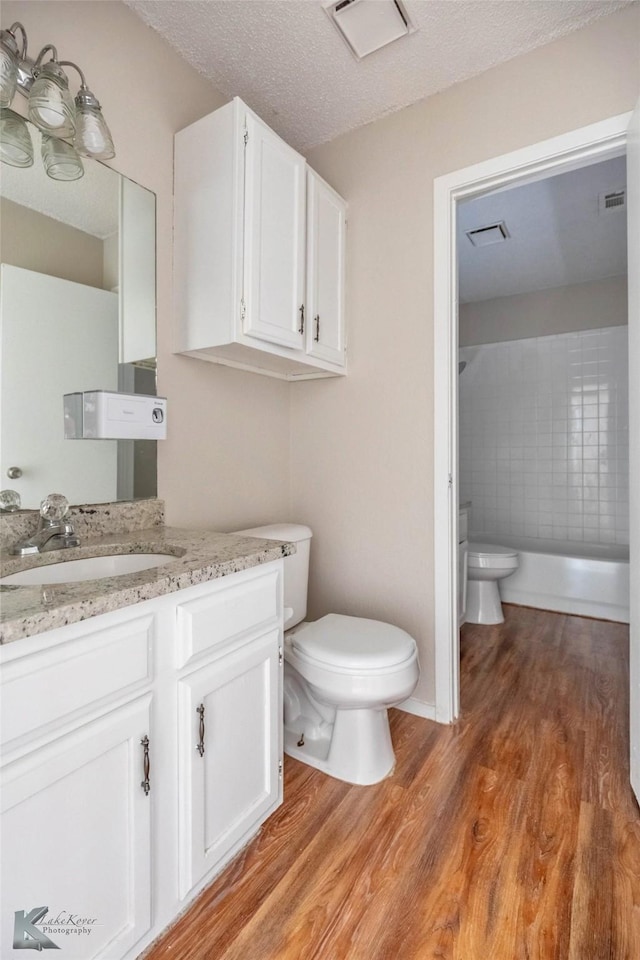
[234,525,419,785]
[466,542,519,625]
[284,614,419,785]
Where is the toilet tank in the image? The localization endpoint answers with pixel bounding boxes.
[233,523,312,628]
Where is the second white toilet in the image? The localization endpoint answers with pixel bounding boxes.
[466,542,519,624]
[235,524,419,785]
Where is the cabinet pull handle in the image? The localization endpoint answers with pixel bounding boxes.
[298,304,305,335]
[196,703,205,757]
[141,735,150,796]
[314,315,320,343]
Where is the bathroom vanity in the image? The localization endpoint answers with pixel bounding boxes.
[0,518,291,959]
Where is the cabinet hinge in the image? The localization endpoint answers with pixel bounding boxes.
[278,759,283,778]
[241,297,246,323]
[278,646,283,666]
[243,127,249,147]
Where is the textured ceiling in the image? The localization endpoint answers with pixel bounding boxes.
[458,155,628,303]
[125,0,632,152]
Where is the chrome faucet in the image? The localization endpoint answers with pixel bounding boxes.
[11,493,80,557]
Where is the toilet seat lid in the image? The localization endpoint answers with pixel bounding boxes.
[291,614,416,669]
[468,542,518,559]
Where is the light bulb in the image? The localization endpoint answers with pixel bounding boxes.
[0,107,33,167]
[28,60,75,138]
[0,28,20,106]
[74,89,114,160]
[41,134,83,181]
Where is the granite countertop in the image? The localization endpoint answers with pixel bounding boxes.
[0,526,294,645]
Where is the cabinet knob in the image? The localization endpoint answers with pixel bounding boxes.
[314,315,320,343]
[298,304,305,336]
[7,466,22,479]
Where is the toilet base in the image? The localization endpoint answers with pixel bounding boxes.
[466,579,505,624]
[284,706,396,785]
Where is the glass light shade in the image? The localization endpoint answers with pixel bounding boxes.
[0,30,19,106]
[75,101,114,160]
[41,134,83,181]
[28,61,75,138]
[0,107,33,166]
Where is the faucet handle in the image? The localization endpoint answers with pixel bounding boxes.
[40,493,69,522]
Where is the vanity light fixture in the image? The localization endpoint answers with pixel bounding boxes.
[0,19,115,178]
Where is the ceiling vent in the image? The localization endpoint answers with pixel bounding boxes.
[465,221,511,248]
[323,0,417,61]
[598,189,626,213]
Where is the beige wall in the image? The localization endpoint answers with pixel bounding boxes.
[460,275,629,347]
[1,197,104,287]
[3,0,291,532]
[297,6,639,705]
[4,3,638,709]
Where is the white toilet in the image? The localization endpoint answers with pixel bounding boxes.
[466,542,519,625]
[235,524,419,786]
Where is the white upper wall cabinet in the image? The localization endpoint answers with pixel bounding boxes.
[305,169,347,367]
[173,98,347,380]
[243,113,306,351]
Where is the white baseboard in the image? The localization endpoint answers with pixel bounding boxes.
[396,697,437,721]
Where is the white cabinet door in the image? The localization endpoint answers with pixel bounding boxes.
[1,696,152,959]
[243,113,306,350]
[305,169,347,368]
[177,630,281,898]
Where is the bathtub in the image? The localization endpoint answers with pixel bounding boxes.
[472,535,630,623]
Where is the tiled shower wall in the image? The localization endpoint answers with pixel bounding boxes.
[459,326,629,545]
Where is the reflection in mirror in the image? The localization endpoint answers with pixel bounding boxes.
[0,117,157,510]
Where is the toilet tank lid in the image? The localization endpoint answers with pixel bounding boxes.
[235,523,312,543]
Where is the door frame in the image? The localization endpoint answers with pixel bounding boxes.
[433,112,633,724]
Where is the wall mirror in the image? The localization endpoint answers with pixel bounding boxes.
[0,116,157,511]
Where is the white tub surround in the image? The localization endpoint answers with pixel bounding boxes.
[475,534,629,622]
[460,325,629,547]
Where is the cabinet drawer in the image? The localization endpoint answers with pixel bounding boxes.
[1,615,153,748]
[176,568,280,668]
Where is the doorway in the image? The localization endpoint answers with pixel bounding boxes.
[433,111,635,725]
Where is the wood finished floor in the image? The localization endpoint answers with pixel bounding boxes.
[145,605,640,960]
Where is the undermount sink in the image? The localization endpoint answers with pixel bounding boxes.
[0,553,177,586]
